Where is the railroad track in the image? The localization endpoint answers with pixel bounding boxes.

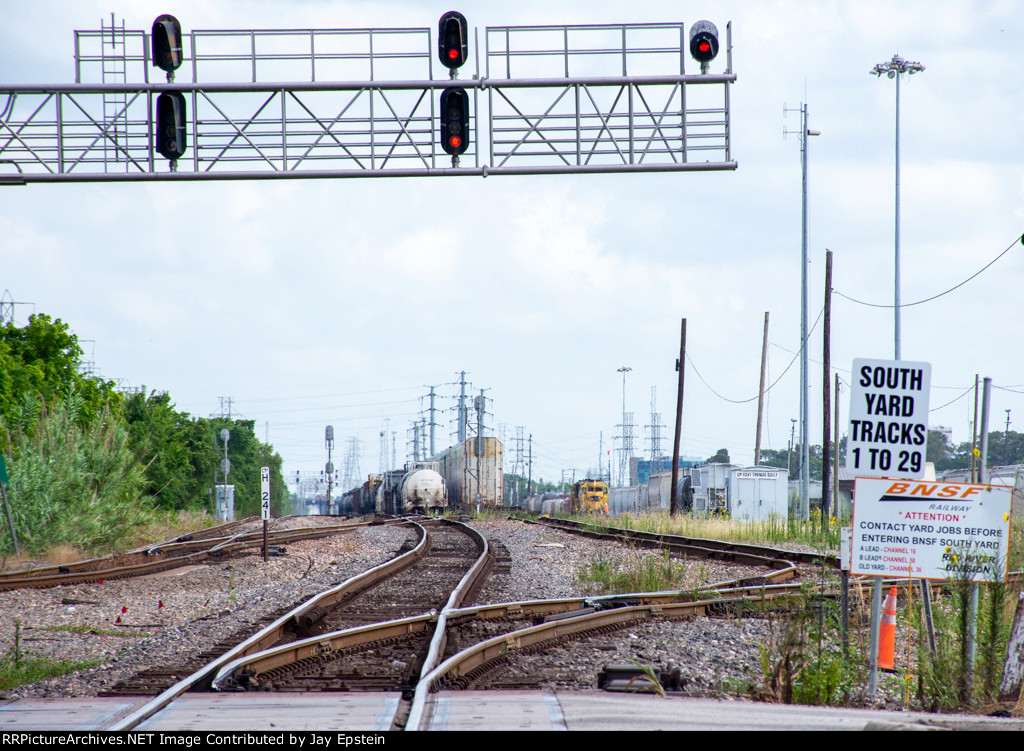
[101,515,808,729]
[106,517,492,729]
[82,514,978,730]
[0,518,372,591]
[529,515,837,569]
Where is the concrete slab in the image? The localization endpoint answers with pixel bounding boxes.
[426,691,566,731]
[0,697,141,730]
[135,693,402,732]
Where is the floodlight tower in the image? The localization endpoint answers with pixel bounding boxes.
[871,54,925,361]
[617,366,632,486]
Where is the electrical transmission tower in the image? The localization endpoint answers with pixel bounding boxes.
[619,412,636,487]
[646,386,666,472]
[342,437,361,491]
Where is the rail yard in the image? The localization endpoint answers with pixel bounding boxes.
[1,514,1021,731]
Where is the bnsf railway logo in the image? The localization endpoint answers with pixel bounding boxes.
[877,482,986,502]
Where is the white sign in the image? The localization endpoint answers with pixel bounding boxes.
[846,358,931,478]
[733,469,783,479]
[261,466,271,520]
[852,477,1012,582]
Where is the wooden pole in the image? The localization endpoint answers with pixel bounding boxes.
[754,312,769,466]
[670,319,687,516]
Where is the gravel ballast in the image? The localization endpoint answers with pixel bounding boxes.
[0,516,904,709]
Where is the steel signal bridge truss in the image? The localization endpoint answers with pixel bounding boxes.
[0,21,735,184]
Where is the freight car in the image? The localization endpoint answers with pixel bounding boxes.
[339,464,448,516]
[400,462,447,513]
[433,436,503,509]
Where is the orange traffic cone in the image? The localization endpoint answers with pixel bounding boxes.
[878,585,897,672]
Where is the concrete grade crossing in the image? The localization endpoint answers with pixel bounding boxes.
[2,692,1021,732]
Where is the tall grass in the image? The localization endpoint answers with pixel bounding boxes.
[603,511,841,550]
[0,389,155,556]
[576,550,690,595]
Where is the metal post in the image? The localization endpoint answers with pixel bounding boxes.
[785,102,818,520]
[618,365,632,487]
[799,103,810,520]
[869,578,882,695]
[871,55,925,361]
[894,68,901,360]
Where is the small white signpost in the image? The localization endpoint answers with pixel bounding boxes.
[260,466,271,521]
[261,466,271,561]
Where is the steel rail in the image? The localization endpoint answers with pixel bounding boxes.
[0,519,251,581]
[406,589,796,731]
[144,521,365,556]
[414,519,494,684]
[207,518,494,691]
[108,519,428,731]
[209,614,437,690]
[0,521,377,590]
[531,516,838,568]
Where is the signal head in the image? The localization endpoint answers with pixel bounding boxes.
[438,11,468,70]
[155,91,187,160]
[152,14,184,73]
[439,87,470,156]
[688,20,719,67]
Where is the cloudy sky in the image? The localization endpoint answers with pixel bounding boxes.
[1,0,1022,491]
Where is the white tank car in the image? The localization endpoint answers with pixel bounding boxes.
[401,468,447,513]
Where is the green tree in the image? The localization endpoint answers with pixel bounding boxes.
[705,448,731,464]
[758,448,793,477]
[121,389,203,510]
[0,314,120,448]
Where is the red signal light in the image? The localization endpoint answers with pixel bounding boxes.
[449,135,462,148]
[448,49,458,60]
[699,41,710,53]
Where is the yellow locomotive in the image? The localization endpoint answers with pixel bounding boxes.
[568,479,609,515]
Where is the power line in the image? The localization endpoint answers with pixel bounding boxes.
[687,306,824,405]
[833,232,1023,309]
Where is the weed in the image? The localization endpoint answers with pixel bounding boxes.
[576,549,688,595]
[626,660,666,697]
[40,624,143,638]
[1,621,101,690]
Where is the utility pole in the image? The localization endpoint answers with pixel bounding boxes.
[788,419,797,479]
[1004,409,1011,467]
[785,101,819,520]
[669,319,686,516]
[754,312,769,466]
